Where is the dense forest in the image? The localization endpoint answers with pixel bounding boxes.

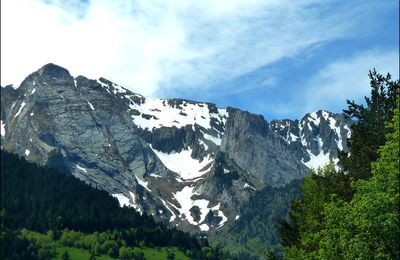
[0,151,234,259]
[280,70,399,259]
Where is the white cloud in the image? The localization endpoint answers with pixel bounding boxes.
[300,49,399,115]
[0,0,387,98]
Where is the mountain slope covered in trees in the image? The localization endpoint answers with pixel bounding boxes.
[1,151,237,259]
[211,180,302,258]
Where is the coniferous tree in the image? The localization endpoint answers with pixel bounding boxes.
[338,69,399,180]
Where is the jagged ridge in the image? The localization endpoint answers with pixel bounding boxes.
[0,63,352,233]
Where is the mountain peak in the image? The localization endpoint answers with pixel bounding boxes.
[38,63,70,77]
[37,63,73,85]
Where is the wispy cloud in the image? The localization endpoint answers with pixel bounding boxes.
[299,49,399,115]
[1,0,381,97]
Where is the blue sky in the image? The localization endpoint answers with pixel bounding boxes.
[1,0,399,120]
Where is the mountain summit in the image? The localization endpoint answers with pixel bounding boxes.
[0,64,352,232]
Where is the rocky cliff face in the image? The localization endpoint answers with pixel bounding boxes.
[0,63,352,233]
[270,110,352,169]
[221,108,307,186]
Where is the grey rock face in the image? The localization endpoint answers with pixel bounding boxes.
[1,64,178,222]
[220,108,308,187]
[270,110,352,167]
[1,86,19,121]
[1,64,352,233]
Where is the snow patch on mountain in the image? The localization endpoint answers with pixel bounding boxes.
[174,186,210,225]
[14,102,26,118]
[302,150,331,170]
[135,175,151,192]
[76,165,87,173]
[112,192,142,214]
[322,110,329,120]
[150,173,161,178]
[150,146,213,180]
[302,135,339,169]
[288,132,299,143]
[308,111,321,127]
[129,191,142,214]
[329,117,344,150]
[127,97,226,131]
[87,101,95,111]
[199,224,210,231]
[0,120,5,137]
[210,203,228,228]
[173,186,228,228]
[199,139,209,151]
[112,84,127,94]
[96,78,127,94]
[159,197,177,222]
[344,125,351,138]
[215,108,228,128]
[244,183,256,190]
[112,193,131,207]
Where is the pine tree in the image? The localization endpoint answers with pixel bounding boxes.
[338,69,399,180]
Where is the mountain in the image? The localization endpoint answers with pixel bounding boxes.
[0,63,352,235]
[270,110,352,169]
